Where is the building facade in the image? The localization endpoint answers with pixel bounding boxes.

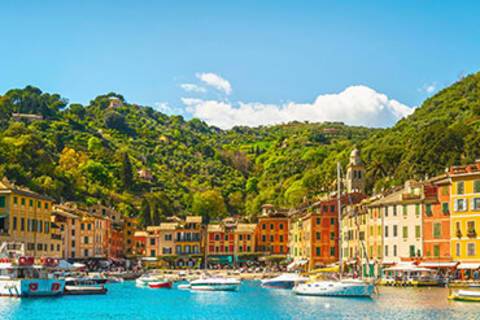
[256,205,289,256]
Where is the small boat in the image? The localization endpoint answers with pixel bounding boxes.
[136,274,161,286]
[293,279,375,297]
[449,289,480,302]
[64,285,107,295]
[189,277,240,291]
[261,273,309,289]
[148,280,172,289]
[178,284,191,290]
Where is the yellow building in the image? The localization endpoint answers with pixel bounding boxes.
[450,162,480,264]
[52,203,79,259]
[124,217,140,258]
[0,178,61,258]
[146,222,177,257]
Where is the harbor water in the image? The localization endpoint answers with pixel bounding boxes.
[1,281,479,319]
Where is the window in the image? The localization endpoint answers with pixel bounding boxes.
[150,250,155,257]
[81,223,85,231]
[330,218,335,225]
[473,198,480,210]
[403,226,408,239]
[165,234,172,241]
[456,243,460,256]
[330,247,335,256]
[385,226,389,238]
[455,199,467,212]
[457,181,465,195]
[45,203,49,209]
[84,236,89,244]
[475,180,480,193]
[21,198,25,206]
[433,223,441,239]
[393,225,398,237]
[239,234,243,241]
[29,199,33,207]
[468,243,476,256]
[442,203,449,215]
[316,247,321,256]
[330,232,335,240]
[425,204,432,216]
[13,197,18,205]
[0,196,5,208]
[12,217,17,230]
[37,201,41,208]
[433,245,440,257]
[467,221,476,237]
[262,235,266,242]
[316,232,321,240]
[279,223,284,230]
[409,245,415,257]
[279,235,284,242]
[270,224,274,230]
[404,205,408,217]
[393,206,397,216]
[316,217,321,225]
[270,235,274,242]
[385,245,389,257]
[150,238,155,245]
[384,206,389,217]
[330,205,335,212]
[415,225,421,238]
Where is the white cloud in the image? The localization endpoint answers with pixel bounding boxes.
[154,102,184,115]
[419,82,437,94]
[196,72,232,95]
[180,83,207,93]
[182,85,414,129]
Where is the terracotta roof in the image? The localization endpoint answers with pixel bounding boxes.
[0,178,54,201]
[207,224,222,232]
[186,216,202,223]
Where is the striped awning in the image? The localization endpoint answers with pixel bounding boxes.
[457,263,480,270]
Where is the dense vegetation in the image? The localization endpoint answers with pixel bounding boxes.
[0,72,479,223]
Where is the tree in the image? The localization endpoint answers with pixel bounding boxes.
[192,190,227,222]
[120,152,134,190]
[141,199,152,227]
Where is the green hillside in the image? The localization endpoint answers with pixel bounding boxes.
[0,72,479,223]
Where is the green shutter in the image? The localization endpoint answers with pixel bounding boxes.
[0,196,5,208]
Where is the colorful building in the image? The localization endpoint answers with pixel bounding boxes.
[124,217,140,258]
[256,204,289,256]
[449,162,480,265]
[0,178,60,258]
[422,175,452,262]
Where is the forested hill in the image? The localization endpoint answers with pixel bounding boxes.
[0,72,478,223]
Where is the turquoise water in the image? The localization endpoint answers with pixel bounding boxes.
[1,281,479,319]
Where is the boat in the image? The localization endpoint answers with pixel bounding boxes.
[449,289,480,302]
[293,279,375,297]
[261,273,309,289]
[189,277,241,291]
[148,280,173,289]
[293,163,376,298]
[0,243,65,297]
[381,264,442,287]
[136,274,162,286]
[64,285,107,295]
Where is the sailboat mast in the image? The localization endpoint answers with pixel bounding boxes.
[337,162,343,277]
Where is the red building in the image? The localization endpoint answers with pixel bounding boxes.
[422,174,452,263]
[109,223,124,259]
[255,204,289,256]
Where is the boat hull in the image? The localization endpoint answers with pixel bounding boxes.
[148,281,172,289]
[449,290,480,302]
[294,281,374,297]
[0,279,65,297]
[190,284,239,291]
[261,281,295,289]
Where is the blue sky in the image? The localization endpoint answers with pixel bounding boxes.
[0,1,479,128]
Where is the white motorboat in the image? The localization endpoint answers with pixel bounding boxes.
[261,273,309,289]
[136,274,162,286]
[293,279,374,297]
[449,289,480,302]
[189,277,240,291]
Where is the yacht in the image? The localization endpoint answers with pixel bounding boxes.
[188,277,241,291]
[293,279,374,297]
[261,273,309,289]
[0,244,65,297]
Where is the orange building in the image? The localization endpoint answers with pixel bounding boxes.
[133,231,147,257]
[109,223,124,259]
[422,175,452,263]
[124,217,140,258]
[256,204,289,256]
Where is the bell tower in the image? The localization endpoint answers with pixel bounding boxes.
[346,148,365,193]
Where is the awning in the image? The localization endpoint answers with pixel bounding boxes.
[457,263,480,270]
[287,259,308,271]
[418,262,458,268]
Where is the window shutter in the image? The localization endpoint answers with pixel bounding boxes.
[471,199,475,211]
[454,200,458,212]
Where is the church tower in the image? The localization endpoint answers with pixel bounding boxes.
[346,148,365,193]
